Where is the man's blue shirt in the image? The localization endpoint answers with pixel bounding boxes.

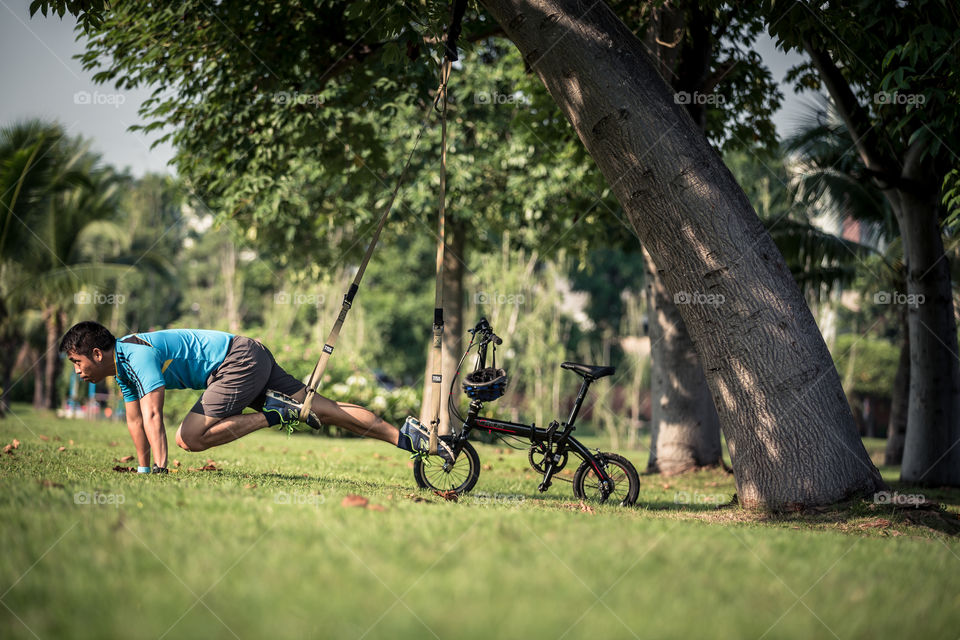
[114,329,234,402]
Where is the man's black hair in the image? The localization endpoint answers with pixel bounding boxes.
[59,321,116,357]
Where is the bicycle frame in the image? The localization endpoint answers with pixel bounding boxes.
[446,320,614,497]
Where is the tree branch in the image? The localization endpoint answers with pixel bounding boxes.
[802,39,894,179]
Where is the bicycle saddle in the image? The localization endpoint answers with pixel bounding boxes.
[560,362,615,380]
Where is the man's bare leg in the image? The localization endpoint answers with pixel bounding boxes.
[176,411,268,452]
[176,390,401,452]
[290,388,400,445]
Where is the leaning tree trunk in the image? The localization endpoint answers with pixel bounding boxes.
[481,0,885,508]
[643,248,722,474]
[884,310,909,466]
[894,183,960,485]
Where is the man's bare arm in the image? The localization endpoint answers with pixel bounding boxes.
[124,399,150,468]
[139,387,167,469]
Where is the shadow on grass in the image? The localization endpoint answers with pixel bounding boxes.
[752,501,960,538]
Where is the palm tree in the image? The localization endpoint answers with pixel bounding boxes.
[0,120,160,412]
[782,100,909,464]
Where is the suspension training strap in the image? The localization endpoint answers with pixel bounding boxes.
[299,69,450,423]
[425,58,452,453]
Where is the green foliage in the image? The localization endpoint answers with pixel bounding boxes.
[764,0,960,210]
[568,247,646,332]
[610,0,784,153]
[831,333,899,398]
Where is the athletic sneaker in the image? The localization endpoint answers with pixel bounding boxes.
[263,390,322,434]
[398,416,454,463]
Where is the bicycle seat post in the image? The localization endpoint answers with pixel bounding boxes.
[562,376,593,435]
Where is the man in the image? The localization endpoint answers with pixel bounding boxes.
[59,321,449,473]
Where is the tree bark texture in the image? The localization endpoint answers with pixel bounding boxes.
[643,247,721,474]
[804,41,960,486]
[420,218,465,435]
[893,185,960,485]
[481,0,885,508]
[640,2,724,474]
[43,306,64,410]
[884,313,909,466]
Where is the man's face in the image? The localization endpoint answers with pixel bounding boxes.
[67,349,110,384]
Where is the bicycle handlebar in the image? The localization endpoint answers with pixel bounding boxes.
[469,317,502,345]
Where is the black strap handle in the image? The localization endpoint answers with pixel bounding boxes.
[444,0,469,61]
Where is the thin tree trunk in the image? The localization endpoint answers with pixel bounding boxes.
[644,247,662,472]
[802,41,960,487]
[222,240,241,333]
[32,347,44,409]
[884,313,909,466]
[440,218,465,435]
[481,0,885,508]
[643,248,722,474]
[640,0,723,474]
[895,187,960,485]
[43,306,64,410]
[420,218,465,435]
[0,338,18,417]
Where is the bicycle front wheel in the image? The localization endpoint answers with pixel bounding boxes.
[412,439,481,495]
[572,452,639,506]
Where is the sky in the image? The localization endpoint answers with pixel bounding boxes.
[0,0,816,178]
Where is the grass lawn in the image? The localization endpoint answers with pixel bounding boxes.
[2,406,959,639]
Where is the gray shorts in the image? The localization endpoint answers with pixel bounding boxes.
[190,336,306,418]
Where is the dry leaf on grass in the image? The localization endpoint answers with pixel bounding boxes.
[244,483,257,489]
[340,494,387,511]
[117,455,134,463]
[341,494,369,508]
[188,464,218,471]
[433,489,459,502]
[559,501,596,514]
[406,493,431,503]
[109,441,119,447]
[858,518,892,530]
[3,445,12,454]
[172,460,181,467]
[113,465,136,472]
[57,446,66,452]
[11,439,20,449]
[39,479,63,488]
[38,435,49,441]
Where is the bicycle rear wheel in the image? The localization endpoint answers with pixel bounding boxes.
[413,438,480,495]
[572,452,639,506]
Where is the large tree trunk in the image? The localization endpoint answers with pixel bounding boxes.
[482,0,885,508]
[894,183,960,485]
[884,311,909,466]
[643,248,721,474]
